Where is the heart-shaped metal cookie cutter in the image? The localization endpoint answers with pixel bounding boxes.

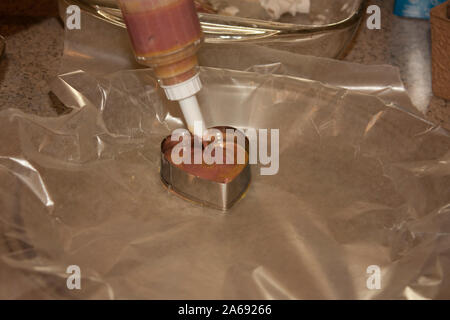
[160,126,251,210]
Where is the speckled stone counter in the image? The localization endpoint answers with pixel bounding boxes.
[0,16,65,116]
[0,0,448,128]
[344,0,450,129]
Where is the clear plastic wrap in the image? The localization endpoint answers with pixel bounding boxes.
[0,10,449,299]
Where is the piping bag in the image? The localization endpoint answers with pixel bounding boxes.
[117,0,206,135]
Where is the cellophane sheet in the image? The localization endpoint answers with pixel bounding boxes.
[0,10,449,299]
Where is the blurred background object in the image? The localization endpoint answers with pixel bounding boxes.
[61,0,367,58]
[394,0,447,19]
[430,1,450,100]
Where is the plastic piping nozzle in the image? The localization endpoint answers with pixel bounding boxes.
[161,74,206,135]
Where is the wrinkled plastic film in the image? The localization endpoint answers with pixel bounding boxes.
[1,10,450,299]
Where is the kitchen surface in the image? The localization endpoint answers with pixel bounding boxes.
[0,0,448,128]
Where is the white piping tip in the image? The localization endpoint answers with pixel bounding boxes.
[178,95,206,136]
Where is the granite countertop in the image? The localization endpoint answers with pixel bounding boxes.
[0,0,449,129]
